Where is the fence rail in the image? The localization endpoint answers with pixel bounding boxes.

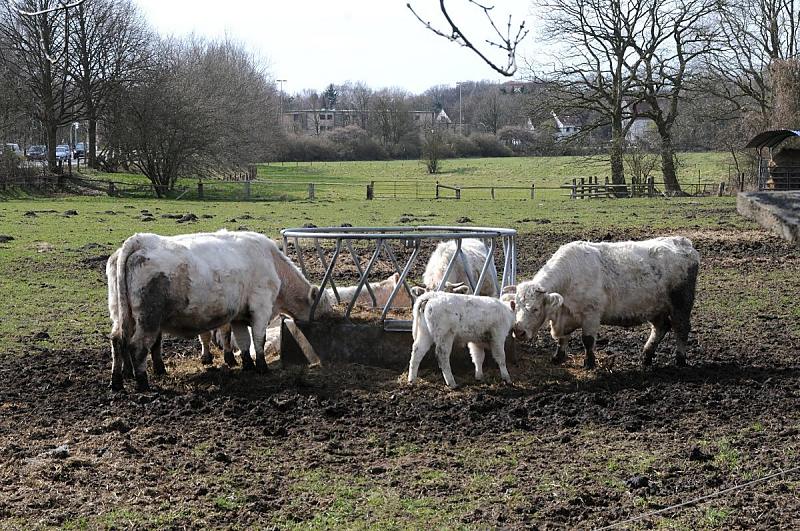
[2,171,735,201]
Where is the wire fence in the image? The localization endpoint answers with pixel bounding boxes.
[2,171,734,202]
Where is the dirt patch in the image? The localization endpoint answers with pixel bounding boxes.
[1,227,799,528]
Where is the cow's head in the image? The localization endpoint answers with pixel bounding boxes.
[286,285,334,322]
[513,283,563,340]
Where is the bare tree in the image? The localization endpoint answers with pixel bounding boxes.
[533,0,651,193]
[706,0,798,119]
[106,37,280,195]
[0,0,84,171]
[69,0,151,169]
[407,0,528,76]
[627,0,717,194]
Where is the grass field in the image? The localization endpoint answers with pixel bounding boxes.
[2,155,798,529]
[71,152,734,201]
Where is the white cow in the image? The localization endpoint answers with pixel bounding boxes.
[408,291,514,388]
[327,272,413,308]
[106,230,331,391]
[420,238,498,297]
[197,274,412,367]
[513,236,700,369]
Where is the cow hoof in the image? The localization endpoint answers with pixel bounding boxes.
[255,359,269,374]
[643,355,654,366]
[241,359,255,371]
[135,374,150,391]
[224,351,238,367]
[551,354,566,365]
[583,357,596,370]
[675,355,687,367]
[123,366,134,379]
[110,379,124,392]
[200,354,213,366]
[153,361,167,376]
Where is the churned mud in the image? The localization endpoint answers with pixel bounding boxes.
[1,228,799,528]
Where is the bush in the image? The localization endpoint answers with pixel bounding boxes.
[446,133,481,157]
[281,134,338,162]
[327,125,387,160]
[470,133,512,157]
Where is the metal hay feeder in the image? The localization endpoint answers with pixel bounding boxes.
[278,226,517,369]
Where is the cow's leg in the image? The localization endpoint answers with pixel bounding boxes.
[129,329,160,391]
[435,334,457,389]
[231,322,253,370]
[643,315,670,366]
[468,342,486,381]
[551,335,570,365]
[251,315,271,373]
[408,333,433,384]
[670,265,697,367]
[221,325,237,367]
[150,332,166,375]
[199,331,213,365]
[580,320,601,369]
[489,336,512,384]
[110,335,125,391]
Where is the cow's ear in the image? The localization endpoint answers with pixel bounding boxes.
[453,285,470,294]
[392,272,400,282]
[410,286,425,298]
[546,293,563,310]
[309,286,320,302]
[510,299,516,311]
[502,284,516,295]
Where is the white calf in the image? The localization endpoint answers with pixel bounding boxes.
[408,291,514,388]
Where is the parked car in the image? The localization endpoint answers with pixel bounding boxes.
[26,144,47,161]
[3,143,23,159]
[55,144,71,161]
[74,142,85,159]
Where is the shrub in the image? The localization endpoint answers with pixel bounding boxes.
[470,133,512,157]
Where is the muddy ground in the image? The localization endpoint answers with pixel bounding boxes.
[1,228,799,529]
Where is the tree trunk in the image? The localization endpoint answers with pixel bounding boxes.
[88,114,97,169]
[609,113,629,197]
[658,129,682,194]
[46,125,58,173]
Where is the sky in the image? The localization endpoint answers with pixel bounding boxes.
[134,0,537,95]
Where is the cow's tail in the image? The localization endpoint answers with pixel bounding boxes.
[114,234,146,345]
[412,295,429,340]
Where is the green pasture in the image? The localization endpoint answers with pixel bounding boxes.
[70,152,734,201]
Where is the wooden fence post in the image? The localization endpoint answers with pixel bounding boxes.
[580,177,585,199]
[366,183,373,200]
[718,182,725,196]
[308,183,315,200]
[435,181,440,199]
[646,176,654,197]
[197,181,204,199]
[244,180,251,200]
[530,183,535,199]
[491,187,495,199]
[455,187,461,200]
[571,178,576,199]
[108,181,116,196]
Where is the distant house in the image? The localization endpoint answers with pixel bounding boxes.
[283,109,439,135]
[499,80,533,94]
[624,100,658,144]
[435,109,452,124]
[551,112,581,140]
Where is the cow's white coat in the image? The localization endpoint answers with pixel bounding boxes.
[514,236,700,367]
[409,291,514,388]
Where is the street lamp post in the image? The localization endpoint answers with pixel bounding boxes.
[456,82,463,135]
[277,79,287,127]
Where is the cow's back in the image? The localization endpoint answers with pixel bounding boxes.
[122,231,280,337]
